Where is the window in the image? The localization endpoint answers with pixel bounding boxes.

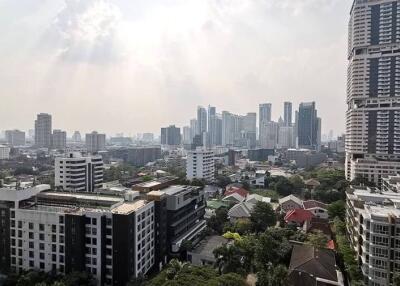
[40,253,45,260]
[52,244,57,252]
[59,216,64,224]
[59,245,64,253]
[59,226,64,234]
[39,224,45,231]
[40,262,45,270]
[29,232,34,239]
[29,260,34,267]
[59,255,64,263]
[39,233,45,241]
[92,218,97,225]
[52,225,57,233]
[29,223,34,230]
[52,254,57,262]
[29,251,34,258]
[92,238,97,245]
[29,242,34,249]
[39,243,44,250]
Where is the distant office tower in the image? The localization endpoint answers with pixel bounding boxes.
[297,102,320,150]
[259,103,272,140]
[208,106,217,146]
[215,115,223,146]
[52,130,67,149]
[142,133,154,142]
[55,152,103,192]
[85,131,106,153]
[161,125,181,146]
[278,126,295,149]
[222,111,235,146]
[5,130,25,146]
[28,129,34,140]
[284,102,292,126]
[243,112,257,148]
[72,131,82,142]
[259,121,279,149]
[190,119,198,143]
[196,106,207,136]
[182,126,191,144]
[186,149,215,182]
[34,113,52,148]
[346,0,400,187]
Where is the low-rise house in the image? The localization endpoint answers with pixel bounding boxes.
[303,200,328,219]
[224,185,249,198]
[187,236,228,266]
[246,194,271,204]
[205,200,231,219]
[227,202,255,223]
[304,178,321,190]
[285,209,314,226]
[288,245,344,286]
[222,193,245,204]
[279,195,303,212]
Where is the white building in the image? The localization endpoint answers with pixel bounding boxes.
[259,121,279,149]
[52,130,67,150]
[346,0,400,186]
[0,145,10,160]
[186,149,215,182]
[278,126,295,149]
[85,131,106,153]
[5,130,25,146]
[0,185,154,286]
[347,185,400,286]
[35,113,52,148]
[55,152,103,192]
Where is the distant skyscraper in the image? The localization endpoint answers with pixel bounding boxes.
[243,112,257,148]
[142,133,154,142]
[182,126,191,145]
[208,106,217,146]
[222,111,235,146]
[160,125,181,146]
[5,130,25,146]
[72,131,82,143]
[190,119,197,143]
[346,0,400,186]
[284,102,292,127]
[215,115,223,146]
[34,113,52,148]
[259,121,279,149]
[52,130,67,150]
[297,102,320,150]
[196,106,207,136]
[85,131,106,153]
[259,103,272,140]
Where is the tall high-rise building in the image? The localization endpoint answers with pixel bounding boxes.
[222,111,235,147]
[207,106,217,146]
[215,115,223,146]
[346,0,400,187]
[196,106,207,136]
[284,102,292,127]
[190,119,197,143]
[34,113,52,148]
[259,103,272,140]
[259,121,279,149]
[85,131,106,153]
[160,125,181,146]
[52,130,67,150]
[297,102,320,150]
[186,149,215,182]
[55,152,103,192]
[5,130,25,146]
[72,131,82,143]
[182,126,191,145]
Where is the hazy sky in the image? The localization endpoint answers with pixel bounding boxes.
[0,0,350,136]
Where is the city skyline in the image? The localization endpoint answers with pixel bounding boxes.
[0,0,350,135]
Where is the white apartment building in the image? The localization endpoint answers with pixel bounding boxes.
[346,0,400,186]
[0,145,11,160]
[278,126,295,149]
[5,130,25,146]
[52,130,67,150]
[259,121,279,149]
[0,185,155,286]
[55,152,103,192]
[347,186,400,286]
[186,149,215,182]
[85,131,106,153]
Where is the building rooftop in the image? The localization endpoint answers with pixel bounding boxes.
[189,235,228,258]
[112,200,148,215]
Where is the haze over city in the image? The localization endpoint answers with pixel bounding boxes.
[0,0,349,135]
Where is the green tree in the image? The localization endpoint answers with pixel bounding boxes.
[256,265,289,286]
[328,200,346,220]
[213,244,246,275]
[250,201,276,233]
[207,208,229,234]
[274,177,294,197]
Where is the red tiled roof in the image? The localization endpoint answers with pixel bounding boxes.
[303,200,327,210]
[224,187,249,198]
[285,209,314,224]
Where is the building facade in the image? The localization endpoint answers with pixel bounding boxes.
[0,185,155,286]
[160,125,181,146]
[55,152,103,192]
[85,132,106,153]
[346,0,400,186]
[186,149,215,182]
[52,130,67,150]
[259,103,272,140]
[347,186,400,286]
[284,101,293,127]
[297,102,320,150]
[0,145,11,160]
[35,113,52,148]
[5,130,25,147]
